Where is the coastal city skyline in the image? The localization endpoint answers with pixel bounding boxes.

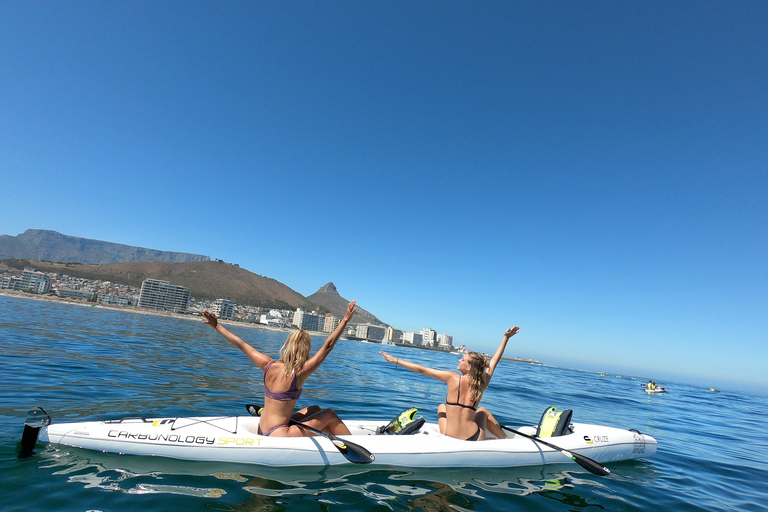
[0,265,458,351]
[2,4,766,393]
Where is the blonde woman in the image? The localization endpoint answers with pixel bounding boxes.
[203,301,357,437]
[380,326,519,441]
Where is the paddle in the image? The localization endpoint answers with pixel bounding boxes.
[245,404,374,464]
[499,424,611,476]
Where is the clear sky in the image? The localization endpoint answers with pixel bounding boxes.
[2,2,766,393]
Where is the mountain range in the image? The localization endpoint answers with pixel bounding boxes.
[0,230,385,325]
[0,229,209,264]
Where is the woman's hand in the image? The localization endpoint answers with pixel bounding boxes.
[504,326,520,339]
[202,311,218,328]
[379,350,396,364]
[344,301,358,320]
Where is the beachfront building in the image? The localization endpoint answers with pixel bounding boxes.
[138,279,191,313]
[212,299,235,320]
[420,328,437,347]
[260,314,285,328]
[98,293,131,306]
[293,308,320,331]
[21,269,52,294]
[56,289,93,301]
[356,324,386,342]
[385,326,403,344]
[437,333,454,350]
[402,332,423,345]
[0,274,23,291]
[323,314,340,333]
[1,268,52,294]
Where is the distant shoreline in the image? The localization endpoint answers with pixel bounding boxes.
[0,289,290,333]
[0,290,544,364]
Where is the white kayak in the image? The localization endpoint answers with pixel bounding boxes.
[22,407,657,471]
[645,387,666,394]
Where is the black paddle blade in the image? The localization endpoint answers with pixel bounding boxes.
[567,450,611,476]
[332,438,376,464]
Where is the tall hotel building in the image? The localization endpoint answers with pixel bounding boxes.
[212,299,235,320]
[138,279,191,313]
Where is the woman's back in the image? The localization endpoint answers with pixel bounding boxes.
[442,373,483,440]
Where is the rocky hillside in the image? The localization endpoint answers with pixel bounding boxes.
[307,282,385,326]
[0,229,209,264]
[18,260,316,310]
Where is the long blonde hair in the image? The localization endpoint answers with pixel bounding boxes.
[279,329,312,378]
[465,351,490,403]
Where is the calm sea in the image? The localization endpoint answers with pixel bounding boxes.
[1,295,767,511]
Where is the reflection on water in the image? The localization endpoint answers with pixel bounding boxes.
[35,444,634,510]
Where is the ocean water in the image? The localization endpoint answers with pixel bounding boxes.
[1,294,767,511]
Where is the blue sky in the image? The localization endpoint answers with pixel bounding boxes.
[2,2,766,393]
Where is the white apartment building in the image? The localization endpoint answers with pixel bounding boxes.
[420,328,437,347]
[212,299,235,320]
[138,279,191,313]
[21,269,52,294]
[437,333,454,349]
[293,308,320,331]
[402,332,424,345]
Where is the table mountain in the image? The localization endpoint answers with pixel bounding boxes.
[0,229,209,264]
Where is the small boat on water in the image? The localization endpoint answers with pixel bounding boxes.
[20,406,656,471]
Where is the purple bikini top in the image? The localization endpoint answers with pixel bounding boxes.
[263,361,303,401]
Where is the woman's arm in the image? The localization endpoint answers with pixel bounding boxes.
[202,311,273,370]
[303,301,357,373]
[379,350,455,383]
[487,326,520,379]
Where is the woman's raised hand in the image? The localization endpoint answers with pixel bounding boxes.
[202,310,218,328]
[505,326,520,338]
[344,301,358,320]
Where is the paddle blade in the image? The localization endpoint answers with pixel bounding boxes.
[566,450,611,476]
[331,438,375,464]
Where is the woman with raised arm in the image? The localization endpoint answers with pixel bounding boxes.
[380,326,520,441]
[203,301,358,437]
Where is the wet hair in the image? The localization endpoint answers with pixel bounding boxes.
[280,330,312,378]
[465,351,490,403]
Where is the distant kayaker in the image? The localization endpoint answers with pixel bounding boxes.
[380,326,520,441]
[202,301,358,437]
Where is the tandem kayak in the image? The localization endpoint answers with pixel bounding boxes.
[645,387,666,394]
[20,406,656,471]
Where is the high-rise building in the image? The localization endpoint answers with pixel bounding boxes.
[138,279,190,313]
[19,268,52,294]
[323,314,340,333]
[212,299,235,320]
[356,324,385,341]
[293,308,320,331]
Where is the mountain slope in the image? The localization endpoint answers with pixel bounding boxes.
[307,282,385,326]
[25,260,316,310]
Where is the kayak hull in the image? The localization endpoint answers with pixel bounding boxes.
[36,414,656,469]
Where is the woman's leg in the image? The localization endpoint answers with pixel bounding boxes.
[292,404,321,421]
[475,407,505,439]
[300,408,352,435]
